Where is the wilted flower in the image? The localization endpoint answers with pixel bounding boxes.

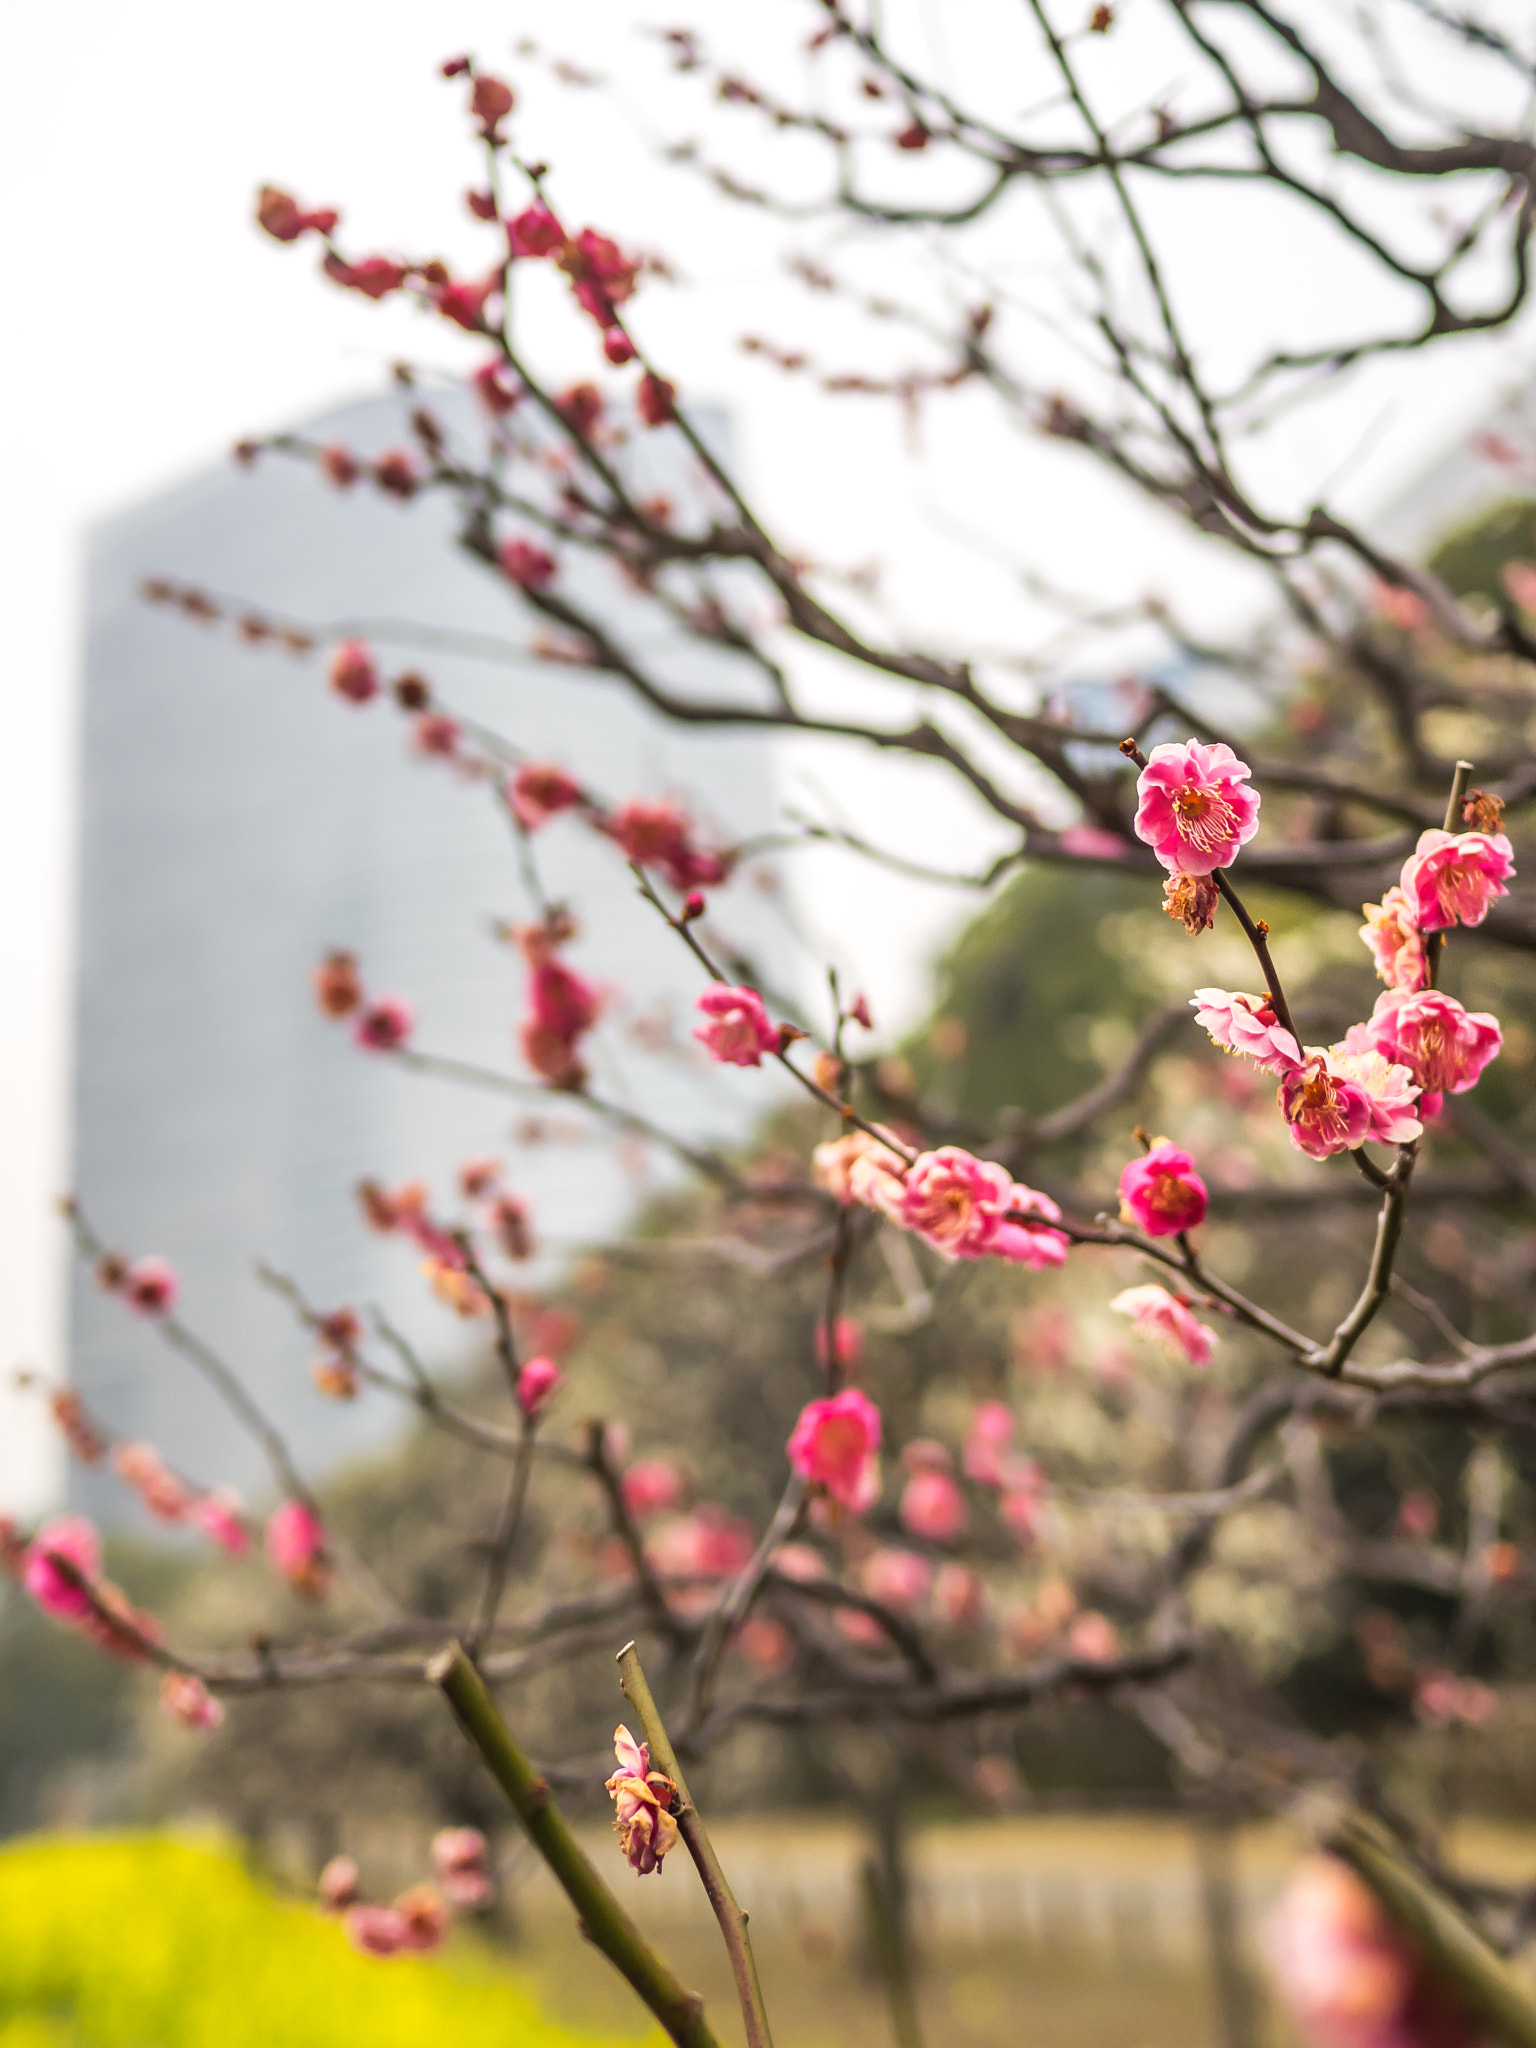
[1162,870,1220,934]
[1134,740,1261,876]
[605,1725,679,1875]
[1110,1284,1216,1366]
[343,1904,412,1958]
[1118,1140,1207,1237]
[787,1388,882,1511]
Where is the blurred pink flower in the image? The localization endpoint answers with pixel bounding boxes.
[1067,1611,1120,1663]
[500,536,557,590]
[327,640,379,705]
[123,1257,179,1317]
[647,1505,754,1580]
[111,1442,194,1524]
[318,1855,361,1913]
[963,1401,1015,1485]
[353,997,413,1054]
[508,204,565,258]
[812,1127,907,1211]
[1134,740,1260,876]
[516,1355,560,1418]
[994,1183,1070,1268]
[1111,1284,1216,1366]
[693,984,777,1067]
[432,1828,495,1910]
[621,1459,686,1519]
[265,1500,329,1598]
[159,1671,224,1731]
[861,1546,933,1609]
[788,1388,883,1511]
[1118,1140,1207,1237]
[343,1904,412,1957]
[23,1515,102,1621]
[900,1468,968,1542]
[509,762,582,830]
[1399,828,1514,932]
[898,1147,1010,1260]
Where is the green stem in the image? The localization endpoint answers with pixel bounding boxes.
[1329,1810,1536,2048]
[429,1643,720,2048]
[617,1642,776,2048]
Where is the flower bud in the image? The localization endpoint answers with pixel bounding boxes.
[516,1354,561,1417]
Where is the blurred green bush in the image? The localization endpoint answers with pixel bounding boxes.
[0,1834,633,2048]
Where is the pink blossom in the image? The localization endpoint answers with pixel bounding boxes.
[1111,1283,1216,1366]
[1265,1855,1478,2048]
[373,449,419,498]
[317,1855,361,1912]
[900,1468,968,1542]
[394,1885,450,1952]
[898,1147,1010,1260]
[1398,1490,1439,1540]
[933,1562,984,1625]
[1399,827,1514,933]
[123,1257,178,1317]
[1357,989,1502,1100]
[995,1184,1070,1269]
[516,1355,560,1417]
[1360,889,1428,993]
[320,444,359,489]
[323,255,407,301]
[1190,990,1302,1074]
[1279,1053,1375,1160]
[500,537,557,590]
[646,1506,754,1580]
[771,1542,829,1584]
[528,959,598,1042]
[472,360,521,417]
[1415,1671,1497,1729]
[354,997,413,1054]
[343,1904,412,1958]
[814,1316,864,1370]
[470,73,514,132]
[256,187,339,243]
[1327,1046,1423,1146]
[963,1402,1015,1485]
[159,1671,224,1731]
[562,228,640,329]
[435,276,496,333]
[736,1616,792,1670]
[23,1515,102,1621]
[508,205,565,258]
[638,373,677,428]
[188,1488,248,1554]
[1060,822,1131,860]
[607,798,729,892]
[328,640,380,706]
[510,762,582,830]
[265,1499,329,1597]
[1000,1461,1048,1540]
[111,1442,194,1523]
[812,1128,908,1210]
[621,1458,685,1519]
[1133,740,1261,876]
[1117,1140,1207,1237]
[787,1388,883,1511]
[1067,1612,1120,1663]
[861,1546,933,1609]
[431,1828,494,1910]
[694,984,777,1067]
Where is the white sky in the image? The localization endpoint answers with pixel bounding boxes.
[1,0,1528,1513]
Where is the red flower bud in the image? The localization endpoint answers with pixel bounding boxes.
[373,450,419,499]
[320,443,359,489]
[602,328,636,366]
[508,205,565,259]
[637,372,676,428]
[500,537,557,590]
[466,188,498,222]
[471,75,515,133]
[313,949,363,1017]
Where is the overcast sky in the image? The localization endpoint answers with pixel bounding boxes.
[1,0,1527,1512]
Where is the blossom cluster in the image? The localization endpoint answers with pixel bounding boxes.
[317,1826,494,1957]
[1142,741,1510,1158]
[811,1131,1070,1270]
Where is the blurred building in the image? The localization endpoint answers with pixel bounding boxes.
[70,385,791,1517]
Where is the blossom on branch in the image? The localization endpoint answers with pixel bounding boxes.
[638,372,677,427]
[1279,1053,1375,1160]
[1326,1046,1423,1145]
[353,997,414,1054]
[788,1388,882,1511]
[516,1354,560,1417]
[508,205,565,258]
[1111,1284,1216,1366]
[499,537,557,590]
[1118,1140,1208,1237]
[900,1464,967,1542]
[256,187,338,243]
[1133,740,1260,876]
[1359,888,1428,992]
[1352,989,1502,1109]
[963,1401,1015,1485]
[621,1458,685,1518]
[431,1827,494,1909]
[1190,990,1302,1075]
[1399,827,1514,932]
[124,1256,179,1316]
[159,1671,224,1731]
[605,1724,678,1875]
[328,640,380,706]
[265,1499,330,1598]
[23,1515,102,1623]
[322,255,407,301]
[693,983,777,1067]
[509,762,582,829]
